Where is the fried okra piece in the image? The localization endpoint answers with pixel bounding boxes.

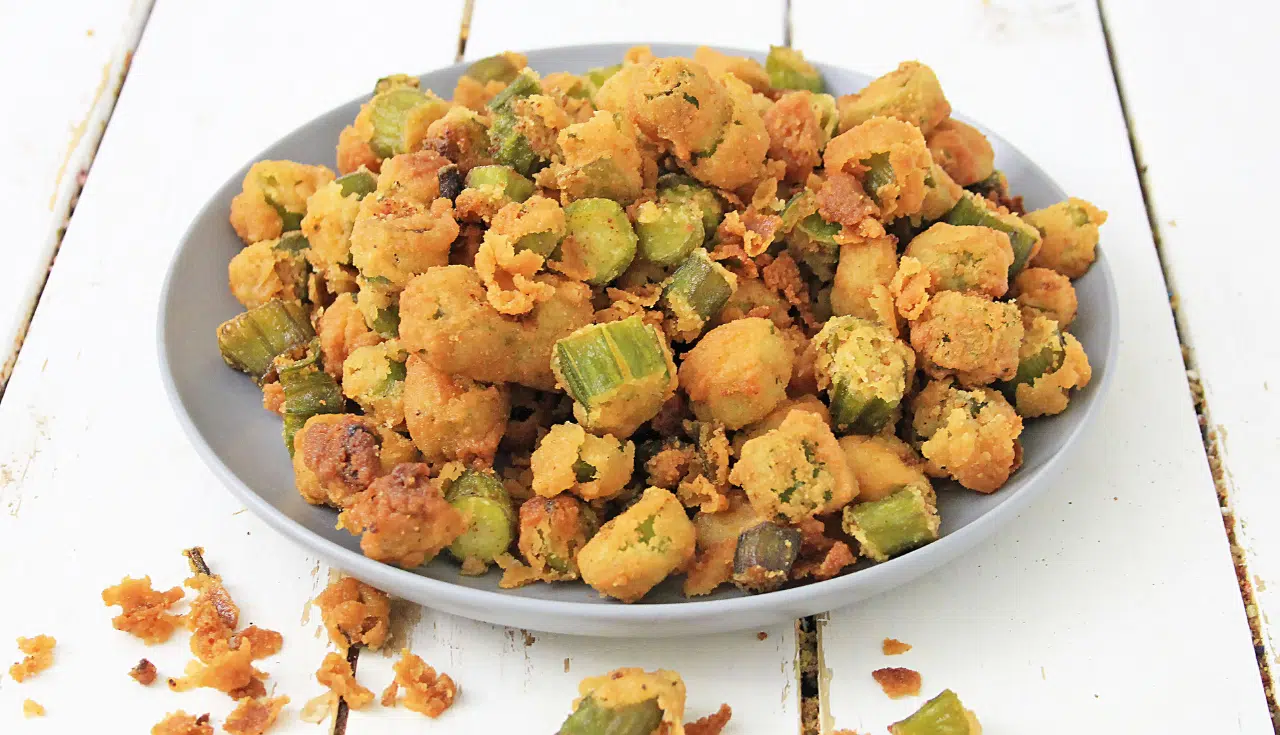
[1011,266,1078,327]
[375,149,452,203]
[556,198,638,284]
[911,378,1023,493]
[766,45,825,92]
[423,106,492,174]
[560,668,687,735]
[658,174,724,235]
[694,46,771,92]
[839,434,933,503]
[764,90,837,182]
[338,463,467,568]
[829,237,898,325]
[464,52,525,86]
[488,71,569,176]
[402,354,508,464]
[945,191,1041,279]
[517,495,600,581]
[230,161,335,244]
[552,316,678,438]
[227,238,308,310]
[1024,197,1108,278]
[729,410,858,523]
[909,291,1023,387]
[714,277,792,329]
[683,491,763,596]
[678,317,795,430]
[531,422,635,501]
[552,111,645,204]
[837,61,950,135]
[354,274,401,338]
[635,198,704,268]
[926,118,994,187]
[686,75,771,191]
[444,469,517,569]
[278,348,348,452]
[1000,315,1092,417]
[301,169,376,281]
[842,487,939,562]
[661,249,738,342]
[825,116,933,220]
[354,83,451,165]
[217,299,314,384]
[895,223,1015,315]
[342,340,407,428]
[399,266,595,390]
[811,316,915,435]
[349,194,459,285]
[577,487,696,602]
[889,689,982,735]
[629,58,732,159]
[291,413,416,508]
[313,576,391,650]
[732,522,803,594]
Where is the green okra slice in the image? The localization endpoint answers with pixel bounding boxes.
[278,346,345,455]
[368,86,447,159]
[997,316,1066,399]
[732,522,803,594]
[445,469,516,566]
[841,487,940,562]
[560,198,637,285]
[216,299,314,383]
[636,199,705,266]
[465,53,523,85]
[465,164,536,203]
[889,689,982,735]
[765,45,825,93]
[558,696,663,735]
[657,174,723,235]
[335,170,378,199]
[811,315,914,435]
[661,249,736,342]
[945,191,1041,279]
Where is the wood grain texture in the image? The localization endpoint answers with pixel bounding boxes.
[0,0,153,389]
[792,0,1272,732]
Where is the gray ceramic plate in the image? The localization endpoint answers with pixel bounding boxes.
[159,43,1118,637]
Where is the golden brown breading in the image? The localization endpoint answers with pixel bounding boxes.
[317,293,382,381]
[316,652,374,709]
[381,649,458,717]
[167,641,262,698]
[1025,197,1107,278]
[131,658,159,685]
[730,410,858,523]
[183,572,238,663]
[679,318,795,430]
[837,61,950,135]
[909,291,1023,386]
[9,635,55,682]
[578,487,697,602]
[227,240,307,310]
[229,161,335,245]
[552,111,645,204]
[1014,328,1092,418]
[337,463,467,569]
[474,198,562,315]
[831,236,898,330]
[630,58,731,159]
[839,434,933,503]
[683,492,761,597]
[350,195,459,285]
[575,668,688,733]
[22,699,45,718]
[883,638,912,655]
[424,106,493,173]
[686,74,771,192]
[911,378,1023,493]
[926,118,994,187]
[314,577,391,651]
[1012,266,1078,327]
[102,577,185,644]
[151,711,213,735]
[292,414,384,508]
[764,91,826,182]
[901,222,1014,300]
[376,150,450,204]
[531,423,634,501]
[825,117,932,220]
[695,46,770,92]
[403,355,508,464]
[224,696,289,735]
[872,667,922,699]
[685,704,734,735]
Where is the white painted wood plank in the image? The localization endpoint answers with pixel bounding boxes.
[0,0,464,731]
[0,0,153,388]
[1102,0,1280,689]
[793,0,1272,732]
[347,6,802,734]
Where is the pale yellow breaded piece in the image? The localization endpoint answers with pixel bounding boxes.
[838,434,933,503]
[830,236,899,327]
[398,265,594,390]
[577,487,696,603]
[926,118,994,187]
[402,354,508,464]
[909,291,1023,386]
[1024,197,1107,279]
[686,74,770,192]
[629,58,732,159]
[515,495,599,582]
[552,111,645,204]
[291,414,417,509]
[1012,266,1078,327]
[530,422,634,501]
[763,91,827,182]
[301,173,370,275]
[911,378,1023,493]
[825,116,932,221]
[350,194,459,285]
[836,61,950,135]
[678,317,795,430]
[694,46,771,92]
[900,222,1015,302]
[342,341,408,428]
[317,293,382,381]
[376,150,452,204]
[730,410,858,523]
[1011,318,1092,418]
[230,160,335,244]
[227,239,307,310]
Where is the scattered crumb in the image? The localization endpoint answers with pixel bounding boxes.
[563,657,570,673]
[232,626,284,660]
[315,652,374,709]
[151,711,213,735]
[685,703,733,735]
[313,577,391,651]
[757,631,768,641]
[168,641,265,699]
[381,649,458,718]
[102,576,185,644]
[223,696,288,735]
[185,572,239,662]
[299,692,338,724]
[9,635,56,682]
[522,630,537,647]
[23,699,45,718]
[872,667,922,699]
[882,638,912,655]
[131,658,159,685]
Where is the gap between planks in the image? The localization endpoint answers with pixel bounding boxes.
[1095,1,1277,728]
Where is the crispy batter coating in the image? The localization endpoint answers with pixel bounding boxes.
[302,176,367,277]
[817,171,881,228]
[424,106,492,173]
[685,703,734,735]
[452,75,505,112]
[695,46,770,92]
[679,318,796,430]
[151,711,213,735]
[230,161,335,245]
[314,577,391,651]
[825,116,932,221]
[730,410,858,523]
[687,75,771,192]
[232,626,283,660]
[552,111,645,204]
[630,58,731,159]
[23,699,45,718]
[292,414,414,509]
[872,667,922,699]
[926,118,994,187]
[531,422,634,501]
[715,277,793,329]
[399,266,594,390]
[837,61,950,135]
[131,658,159,685]
[1012,267,1078,327]
[381,649,458,718]
[683,492,762,596]
[376,150,450,204]
[342,341,408,427]
[909,291,1023,386]
[883,638,912,655]
[168,641,262,697]
[316,652,374,709]
[475,198,562,314]
[224,696,289,735]
[337,463,467,568]
[764,91,827,182]
[575,668,688,734]
[514,495,599,583]
[350,195,459,285]
[184,572,238,662]
[102,577,185,644]
[831,237,899,329]
[578,487,697,602]
[1025,197,1107,278]
[901,222,1014,300]
[227,239,307,310]
[1013,320,1092,418]
[839,434,933,503]
[317,293,382,380]
[9,635,55,682]
[403,355,509,464]
[911,378,1023,492]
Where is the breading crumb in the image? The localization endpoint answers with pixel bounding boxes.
[22,699,45,718]
[9,635,56,682]
[313,577,391,651]
[102,576,185,644]
[757,632,768,641]
[381,649,458,718]
[151,711,212,735]
[872,666,922,699]
[684,703,732,735]
[131,658,159,685]
[315,652,374,709]
[223,696,289,735]
[882,638,912,655]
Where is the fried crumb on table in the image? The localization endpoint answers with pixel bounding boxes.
[131,657,159,685]
[380,649,458,717]
[151,711,213,735]
[315,651,375,709]
[185,572,240,662]
[168,640,266,699]
[882,638,912,655]
[684,703,733,735]
[872,666,922,699]
[9,634,56,682]
[224,696,289,735]
[313,576,391,650]
[22,699,45,718]
[102,576,185,644]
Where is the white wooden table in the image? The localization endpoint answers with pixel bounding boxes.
[0,1,1273,732]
